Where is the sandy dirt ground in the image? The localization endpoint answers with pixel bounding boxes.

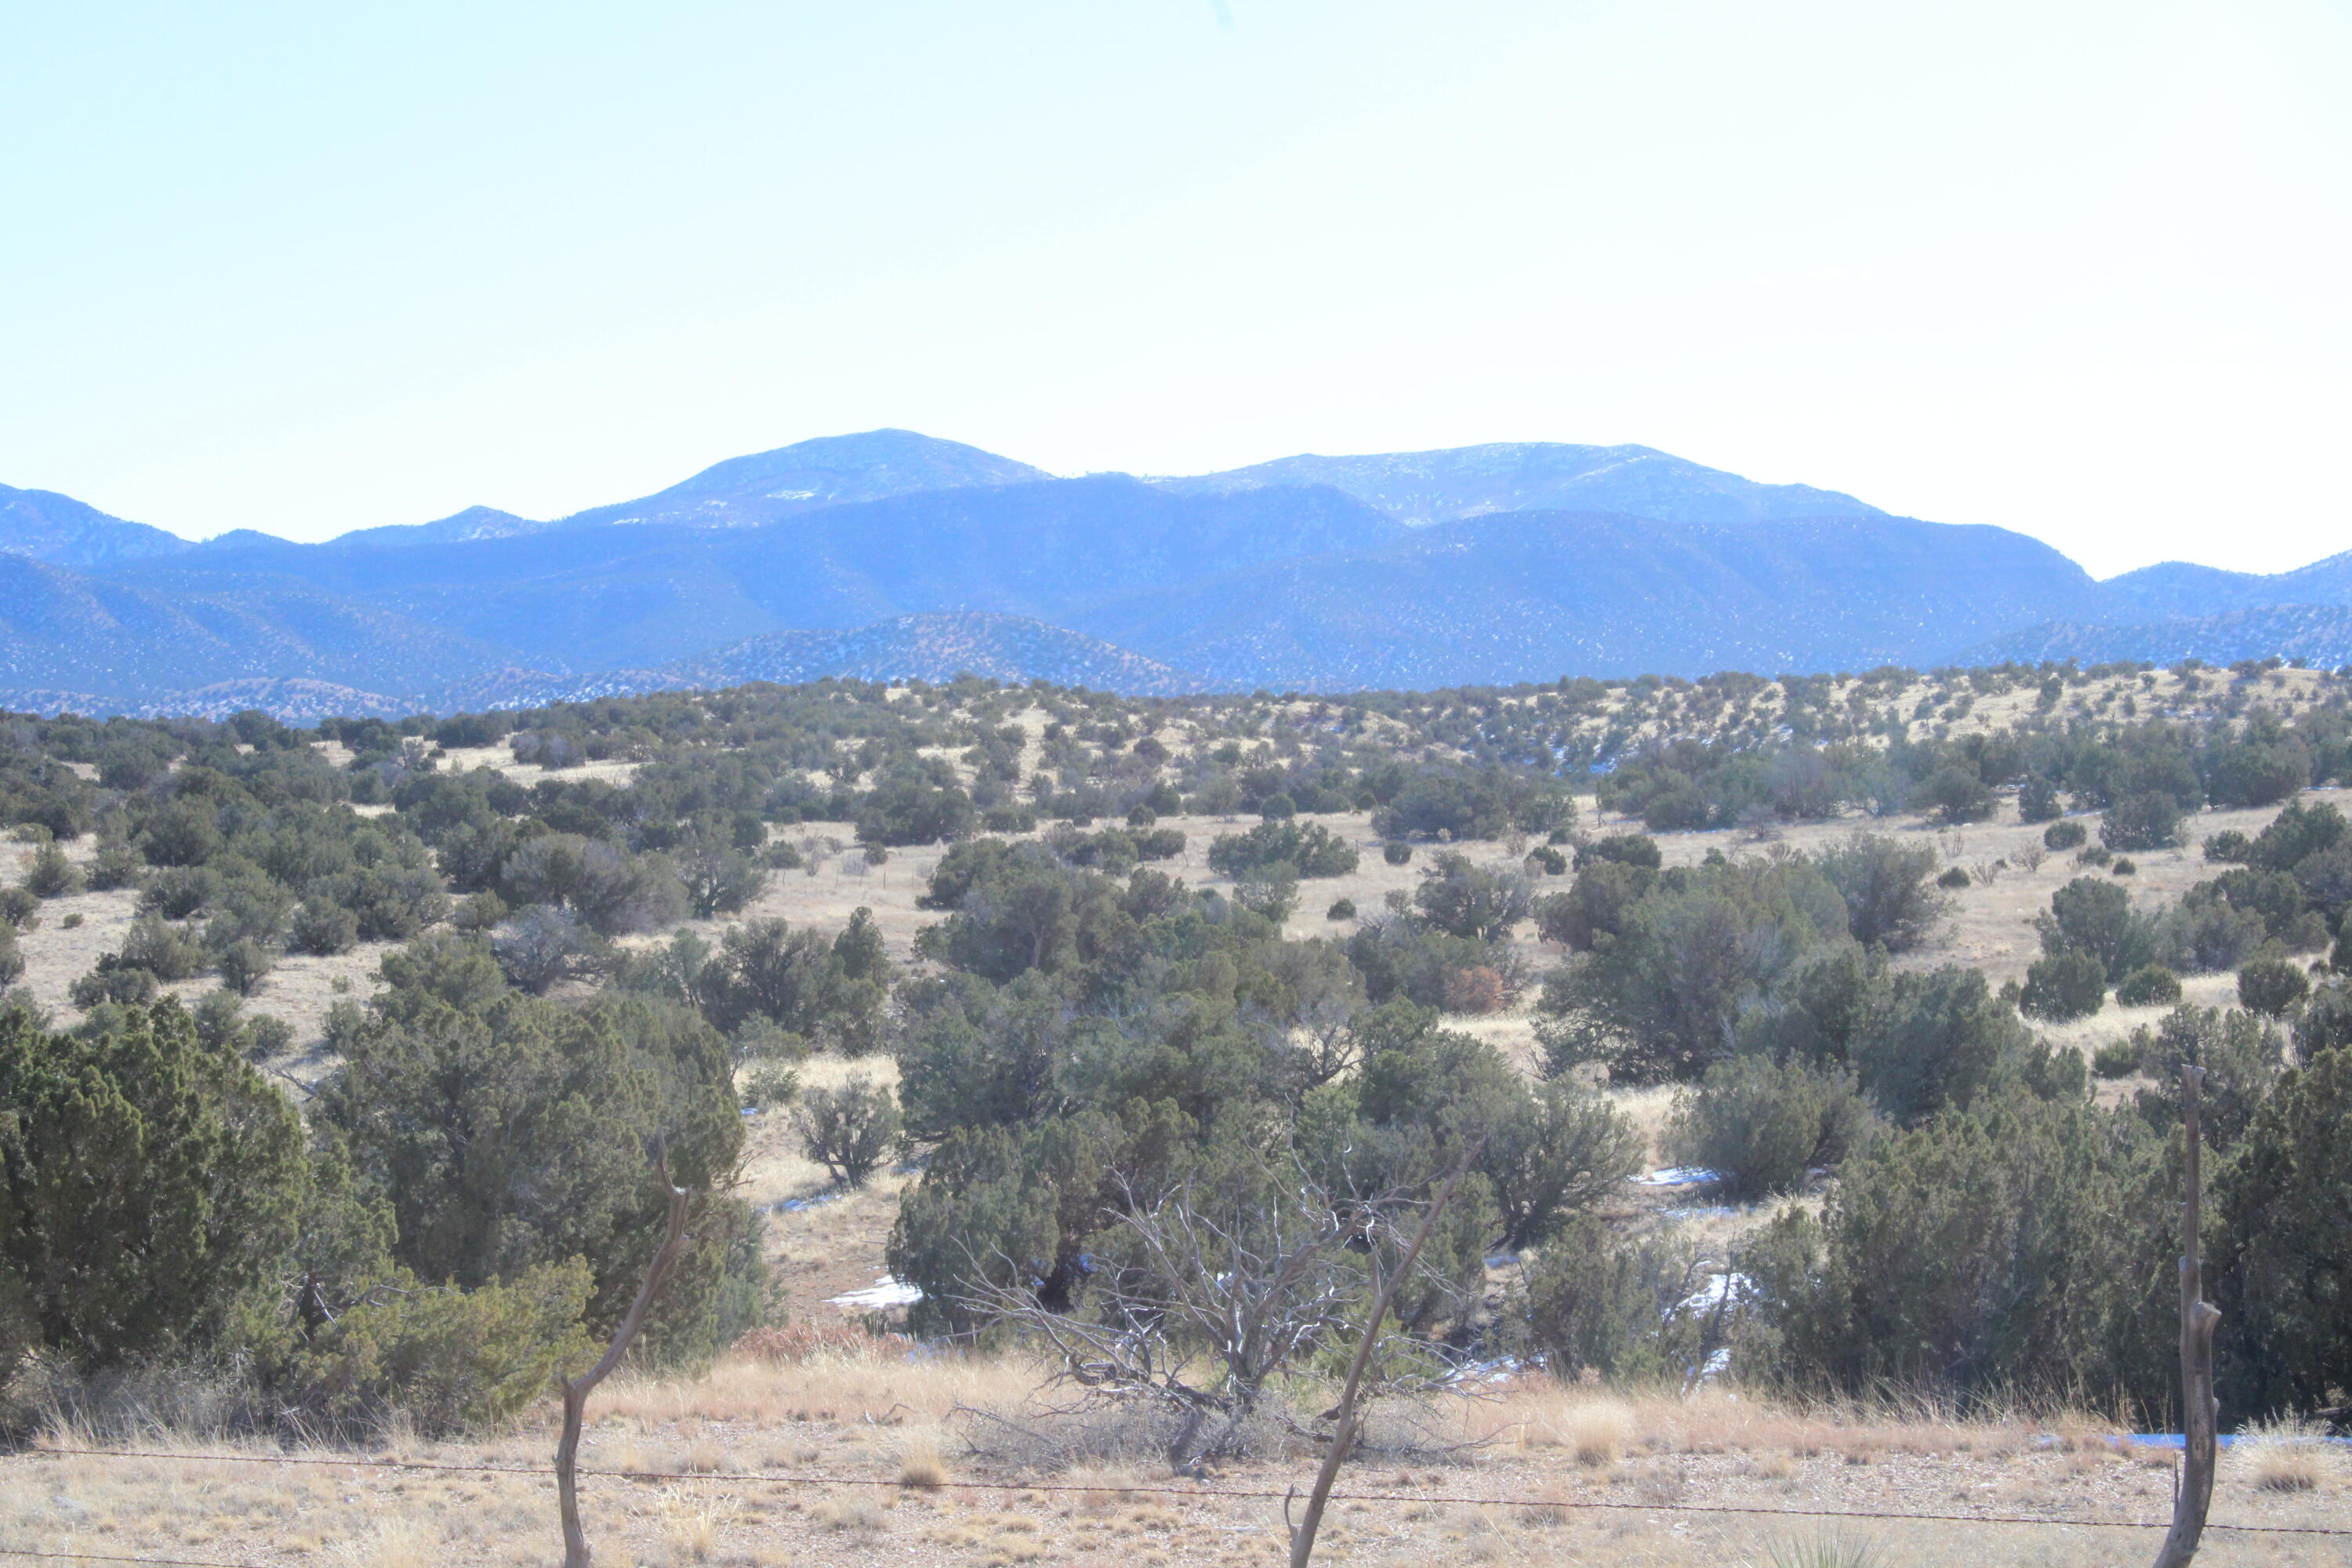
[8,1364,2347,1567]
[434,742,644,790]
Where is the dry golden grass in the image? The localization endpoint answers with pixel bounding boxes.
[2251,1446,2324,1493]
[32,1356,2350,1566]
[658,1490,732,1561]
[2231,1416,2343,1496]
[1608,1083,1682,1166]
[593,1344,1039,1434]
[325,1516,437,1568]
[811,1491,892,1534]
[898,1436,951,1490]
[1512,1389,1636,1465]
[1060,1462,1142,1513]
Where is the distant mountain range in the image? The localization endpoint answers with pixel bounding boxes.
[329,430,1055,549]
[1156,441,1889,528]
[1972,604,2352,671]
[1,429,2344,717]
[0,485,195,569]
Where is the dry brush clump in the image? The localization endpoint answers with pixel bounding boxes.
[2230,1415,2344,1495]
[596,1341,1036,1432]
[1512,1392,1638,1465]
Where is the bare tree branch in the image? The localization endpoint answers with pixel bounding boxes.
[961,1161,1464,1475]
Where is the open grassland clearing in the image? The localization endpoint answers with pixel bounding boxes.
[9,1366,2350,1566]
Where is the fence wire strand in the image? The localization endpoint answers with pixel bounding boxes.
[10,1443,2350,1541]
[0,1552,259,1566]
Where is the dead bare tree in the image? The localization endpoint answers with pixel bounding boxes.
[1283,992,1363,1093]
[2153,1063,2220,1568]
[554,1148,695,1568]
[1287,1147,1479,1568]
[969,1160,1481,1477]
[971,1172,1362,1474]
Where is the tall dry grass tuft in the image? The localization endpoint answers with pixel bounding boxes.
[1765,1530,1891,1568]
[1608,1083,1682,1164]
[2235,1414,2335,1494]
[328,1518,437,1568]
[15,1356,267,1448]
[2252,1447,2322,1493]
[732,1322,907,1361]
[1484,1376,2071,1472]
[1559,1400,1634,1465]
[659,1492,732,1562]
[1498,1381,1651,1463]
[1061,1464,1138,1513]
[898,1436,949,1490]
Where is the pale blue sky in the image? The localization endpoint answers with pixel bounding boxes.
[3,2,2348,574]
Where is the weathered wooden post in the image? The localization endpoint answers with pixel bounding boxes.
[2153,1064,2220,1568]
[1287,1149,1478,1568]
[555,1152,695,1568]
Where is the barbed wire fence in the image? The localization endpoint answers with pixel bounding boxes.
[3,1440,2348,1568]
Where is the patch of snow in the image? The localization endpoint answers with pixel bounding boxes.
[1635,1167,1720,1186]
[829,1276,923,1310]
[1673,1272,1755,1317]
[775,1191,844,1213]
[1440,1356,1526,1385]
[2121,1432,2351,1450]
